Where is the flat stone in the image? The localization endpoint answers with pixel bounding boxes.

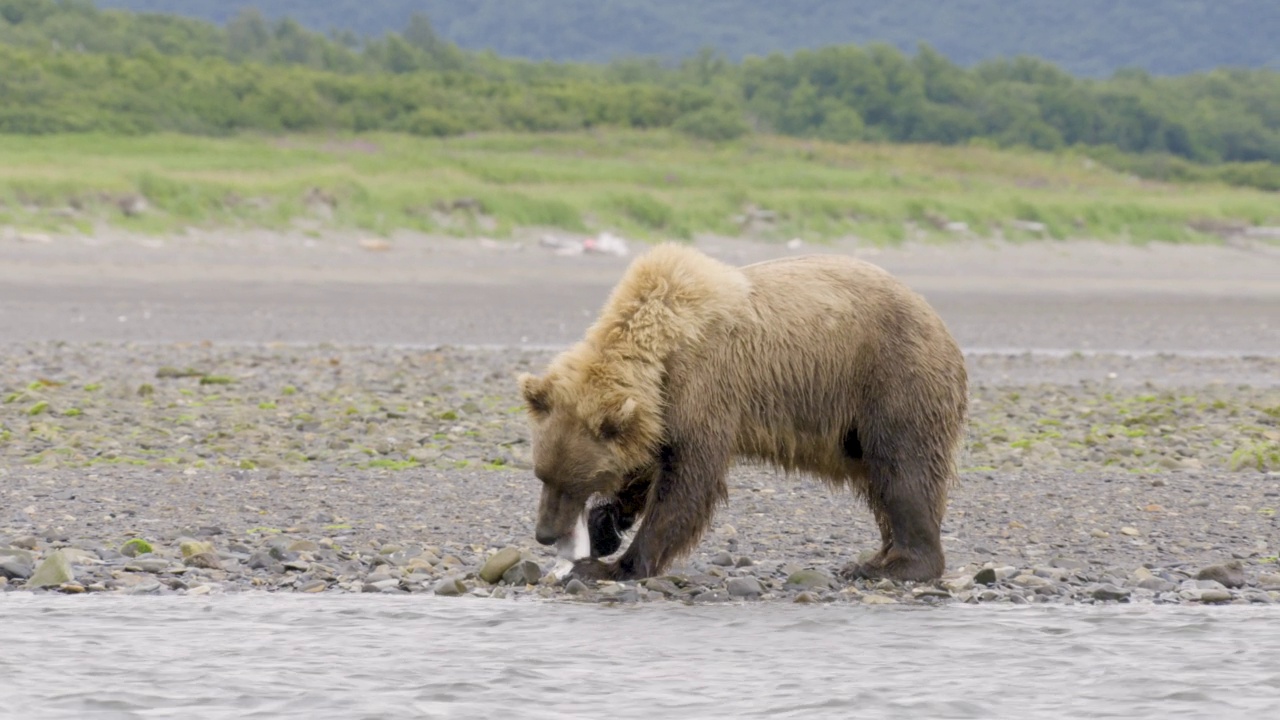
[11,536,38,550]
[784,569,835,590]
[912,587,953,599]
[793,591,818,603]
[479,547,521,584]
[1138,577,1177,592]
[59,583,86,594]
[1199,589,1234,604]
[127,558,172,574]
[246,551,277,570]
[862,594,898,605]
[1013,574,1052,588]
[726,576,764,598]
[1091,584,1131,601]
[28,552,75,589]
[642,577,681,596]
[564,579,589,595]
[0,558,34,580]
[298,579,328,593]
[0,547,35,563]
[694,589,732,603]
[287,540,321,553]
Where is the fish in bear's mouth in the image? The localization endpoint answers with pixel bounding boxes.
[550,512,589,580]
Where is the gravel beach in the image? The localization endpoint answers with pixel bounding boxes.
[2,232,1278,606]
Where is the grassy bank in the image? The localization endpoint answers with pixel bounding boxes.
[1,130,1276,244]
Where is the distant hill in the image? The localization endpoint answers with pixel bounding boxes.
[94,0,1280,76]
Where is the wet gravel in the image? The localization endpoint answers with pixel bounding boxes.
[2,342,1278,606]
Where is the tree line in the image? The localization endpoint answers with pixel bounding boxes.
[1,0,1277,190]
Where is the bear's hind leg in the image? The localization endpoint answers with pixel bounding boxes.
[841,456,946,582]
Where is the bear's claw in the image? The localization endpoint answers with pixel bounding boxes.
[566,558,619,583]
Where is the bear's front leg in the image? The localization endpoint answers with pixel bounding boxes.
[586,467,654,557]
[567,557,623,582]
[578,440,731,583]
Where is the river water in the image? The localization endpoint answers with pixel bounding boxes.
[2,595,1278,719]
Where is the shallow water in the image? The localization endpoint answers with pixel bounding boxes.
[3,596,1278,719]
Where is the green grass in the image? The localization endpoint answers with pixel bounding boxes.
[0,130,1276,244]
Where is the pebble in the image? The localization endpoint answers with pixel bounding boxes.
[564,579,589,595]
[973,568,998,585]
[710,551,735,567]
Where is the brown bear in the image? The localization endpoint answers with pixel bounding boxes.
[519,243,967,583]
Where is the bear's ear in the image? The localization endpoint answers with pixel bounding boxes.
[597,397,637,442]
[518,373,552,417]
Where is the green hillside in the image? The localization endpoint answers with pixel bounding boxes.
[1,0,1278,193]
[94,0,1280,76]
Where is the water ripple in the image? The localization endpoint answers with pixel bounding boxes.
[2,594,1278,719]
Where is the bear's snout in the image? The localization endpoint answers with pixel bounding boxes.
[534,528,558,546]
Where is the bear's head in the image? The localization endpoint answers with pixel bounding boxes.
[518,367,657,551]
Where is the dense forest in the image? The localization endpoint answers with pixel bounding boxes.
[1,0,1278,190]
[95,0,1280,77]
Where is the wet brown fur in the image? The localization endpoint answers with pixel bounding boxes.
[519,243,968,583]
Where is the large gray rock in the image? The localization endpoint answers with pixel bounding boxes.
[1196,561,1246,589]
[973,568,999,585]
[0,558,34,580]
[0,548,35,563]
[501,560,542,586]
[28,551,75,589]
[727,577,764,598]
[1091,584,1131,601]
